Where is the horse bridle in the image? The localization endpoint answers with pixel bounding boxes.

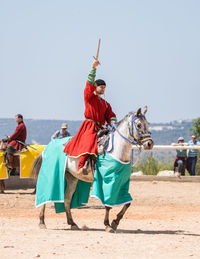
[129,114,152,145]
[107,113,152,152]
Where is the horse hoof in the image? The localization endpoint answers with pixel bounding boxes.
[111,221,118,231]
[39,224,46,229]
[71,225,79,230]
[105,225,115,233]
[31,189,36,195]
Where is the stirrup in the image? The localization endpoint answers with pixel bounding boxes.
[6,163,13,169]
[76,168,94,183]
[78,167,88,175]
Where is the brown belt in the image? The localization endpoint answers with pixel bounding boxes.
[85,118,102,132]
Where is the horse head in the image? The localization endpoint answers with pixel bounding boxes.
[0,139,8,150]
[127,106,154,150]
[111,106,154,152]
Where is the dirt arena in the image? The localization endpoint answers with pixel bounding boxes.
[1,180,200,259]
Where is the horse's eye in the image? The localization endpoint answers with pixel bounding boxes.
[137,123,142,129]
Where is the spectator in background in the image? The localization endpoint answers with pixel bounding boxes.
[187,135,200,176]
[51,123,70,140]
[172,137,188,177]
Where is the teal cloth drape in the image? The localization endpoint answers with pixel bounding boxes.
[36,137,91,213]
[91,152,132,206]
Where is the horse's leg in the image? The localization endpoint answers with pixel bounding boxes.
[104,206,115,233]
[39,204,46,229]
[0,180,5,193]
[64,171,79,230]
[31,187,36,195]
[111,203,131,231]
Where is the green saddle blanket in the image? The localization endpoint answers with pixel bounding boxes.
[91,152,132,206]
[36,137,91,213]
[36,138,132,213]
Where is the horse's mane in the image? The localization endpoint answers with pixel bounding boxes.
[115,112,134,128]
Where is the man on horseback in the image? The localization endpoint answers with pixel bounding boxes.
[64,59,117,174]
[5,114,27,173]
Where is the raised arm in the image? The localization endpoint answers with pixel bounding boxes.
[84,60,99,102]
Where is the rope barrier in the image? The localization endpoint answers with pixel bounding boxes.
[132,145,200,150]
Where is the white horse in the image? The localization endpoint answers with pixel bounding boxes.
[32,107,154,232]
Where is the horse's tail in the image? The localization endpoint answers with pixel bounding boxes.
[30,153,43,179]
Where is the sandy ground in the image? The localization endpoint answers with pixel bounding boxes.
[1,181,200,259]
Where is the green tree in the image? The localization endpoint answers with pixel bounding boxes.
[190,117,200,175]
[190,117,200,140]
[132,152,173,175]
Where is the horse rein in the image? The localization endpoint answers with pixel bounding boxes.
[107,113,152,152]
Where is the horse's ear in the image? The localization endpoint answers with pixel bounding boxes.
[135,108,141,117]
[142,106,148,115]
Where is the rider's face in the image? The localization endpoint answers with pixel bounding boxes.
[15,116,22,124]
[96,85,106,95]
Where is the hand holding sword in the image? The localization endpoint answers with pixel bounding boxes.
[92,59,100,68]
[93,38,101,65]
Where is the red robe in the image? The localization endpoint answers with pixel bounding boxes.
[64,81,116,157]
[9,121,27,150]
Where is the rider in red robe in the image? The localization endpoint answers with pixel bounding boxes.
[64,59,117,172]
[6,114,27,172]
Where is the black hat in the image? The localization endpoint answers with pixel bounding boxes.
[94,79,106,86]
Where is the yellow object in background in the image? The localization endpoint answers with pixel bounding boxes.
[0,144,45,180]
[20,145,45,178]
[0,151,8,179]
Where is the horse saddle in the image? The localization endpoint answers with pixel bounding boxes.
[0,139,8,151]
[97,128,110,154]
[2,139,27,170]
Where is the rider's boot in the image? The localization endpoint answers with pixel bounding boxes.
[78,159,89,175]
[7,154,14,169]
[78,154,89,175]
[77,157,95,182]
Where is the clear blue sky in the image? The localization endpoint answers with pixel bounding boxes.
[0,0,199,123]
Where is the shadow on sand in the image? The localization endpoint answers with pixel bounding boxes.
[51,227,200,236]
[0,191,35,195]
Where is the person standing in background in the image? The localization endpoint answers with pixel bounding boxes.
[51,123,70,140]
[187,135,200,176]
[172,137,188,177]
